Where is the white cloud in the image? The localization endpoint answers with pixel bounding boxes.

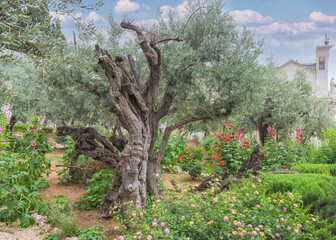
[86,11,104,23]
[231,10,272,24]
[160,1,188,18]
[135,18,158,27]
[249,21,315,35]
[309,11,336,24]
[114,0,140,13]
[50,11,105,25]
[50,11,83,24]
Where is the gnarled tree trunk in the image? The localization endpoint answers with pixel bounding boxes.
[57,20,227,217]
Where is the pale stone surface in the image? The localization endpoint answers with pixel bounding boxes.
[280,42,333,99]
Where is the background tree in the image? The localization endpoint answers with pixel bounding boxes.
[235,63,334,144]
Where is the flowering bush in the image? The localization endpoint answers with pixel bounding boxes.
[0,108,51,226]
[113,176,331,239]
[312,128,336,164]
[262,126,303,171]
[204,122,254,175]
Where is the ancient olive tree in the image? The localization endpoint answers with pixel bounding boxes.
[46,0,262,216]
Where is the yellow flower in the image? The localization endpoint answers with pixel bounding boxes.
[220,237,223,239]
[260,232,265,236]
[280,200,284,204]
[312,218,316,222]
[258,225,263,228]
[238,227,243,231]
[233,220,238,225]
[190,221,194,225]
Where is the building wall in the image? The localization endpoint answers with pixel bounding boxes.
[316,45,332,98]
[280,63,316,93]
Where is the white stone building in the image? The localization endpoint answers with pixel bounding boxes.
[279,38,333,99]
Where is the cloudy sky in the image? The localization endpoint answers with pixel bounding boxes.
[52,0,336,81]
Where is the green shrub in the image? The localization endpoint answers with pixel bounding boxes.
[291,163,336,176]
[261,173,336,234]
[48,195,77,237]
[14,124,54,133]
[0,120,51,226]
[262,127,304,172]
[74,169,114,210]
[113,176,332,239]
[181,162,202,180]
[78,225,107,240]
[313,128,336,164]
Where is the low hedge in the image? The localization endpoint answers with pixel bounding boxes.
[291,163,336,176]
[13,124,54,133]
[261,173,336,234]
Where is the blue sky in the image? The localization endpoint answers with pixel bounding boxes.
[51,0,336,82]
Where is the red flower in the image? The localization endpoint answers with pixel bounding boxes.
[230,125,234,128]
[225,121,229,125]
[216,149,220,153]
[237,129,241,135]
[285,166,288,169]
[219,161,224,166]
[228,135,233,140]
[215,142,219,146]
[181,157,185,160]
[178,125,183,130]
[270,130,275,137]
[212,155,220,160]
[177,156,181,159]
[264,151,267,159]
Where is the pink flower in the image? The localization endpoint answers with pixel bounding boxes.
[35,150,38,154]
[164,228,169,234]
[267,125,271,132]
[297,138,301,144]
[225,121,229,125]
[223,216,229,221]
[237,129,241,135]
[278,142,283,147]
[297,129,302,135]
[285,166,288,169]
[160,223,165,227]
[283,207,287,212]
[0,127,2,135]
[30,141,35,147]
